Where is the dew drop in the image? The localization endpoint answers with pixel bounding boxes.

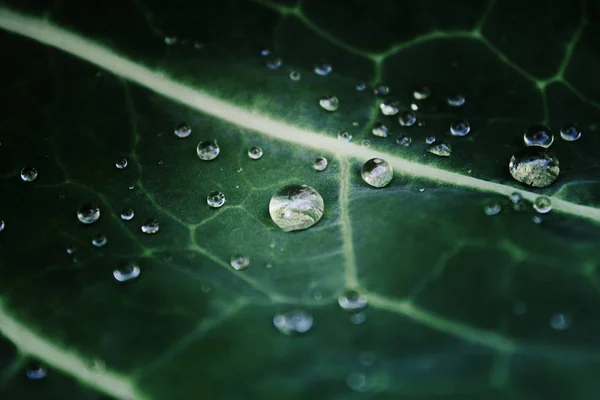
[77,203,100,224]
[347,372,370,392]
[260,48,270,56]
[524,124,554,148]
[350,312,367,324]
[113,261,140,282]
[371,122,388,137]
[410,102,419,111]
[509,192,522,204]
[509,147,559,188]
[0,220,4,232]
[230,254,250,271]
[373,83,390,97]
[361,158,393,188]
[193,41,204,49]
[532,215,543,224]
[447,93,466,107]
[425,136,436,144]
[92,234,107,248]
[450,119,471,137]
[550,313,572,331]
[273,309,313,335]
[427,141,452,157]
[398,111,416,127]
[141,218,160,234]
[289,71,301,81]
[120,209,135,220]
[20,167,38,182]
[533,196,552,214]
[338,290,368,311]
[115,159,128,169]
[269,184,324,232]
[173,123,191,138]
[379,99,400,116]
[413,86,431,100]
[361,140,371,148]
[66,245,76,255]
[337,131,352,142]
[397,135,411,146]
[164,36,177,45]
[25,364,47,380]
[560,123,581,142]
[319,96,339,112]
[356,83,366,91]
[484,202,501,216]
[207,191,226,208]
[313,157,328,171]
[196,140,220,161]
[266,57,282,69]
[248,146,263,160]
[314,62,332,76]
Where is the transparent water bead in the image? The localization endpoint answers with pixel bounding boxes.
[248,146,263,160]
[120,208,135,220]
[0,220,4,232]
[164,36,177,45]
[509,147,559,188]
[373,83,390,97]
[427,141,452,157]
[20,167,38,182]
[113,262,141,282]
[509,192,522,204]
[207,191,226,208]
[25,364,47,380]
[269,184,324,232]
[361,140,371,148]
[92,234,107,248]
[261,48,270,56]
[372,122,388,137]
[532,215,543,224]
[173,123,191,138]
[447,93,466,107]
[361,158,393,188]
[350,312,367,324]
[338,290,368,311]
[410,102,419,111]
[524,124,554,148]
[289,71,301,81]
[266,57,282,69]
[115,158,128,169]
[356,83,366,91]
[398,111,416,127]
[196,140,220,161]
[338,131,352,142]
[66,245,76,255]
[77,203,100,224]
[450,119,470,137]
[397,135,411,146]
[379,99,400,116]
[533,196,552,214]
[313,157,328,171]
[425,136,436,144]
[413,86,431,100]
[230,254,250,271]
[560,123,581,142]
[550,313,572,331]
[273,309,313,335]
[314,62,332,76]
[141,218,160,234]
[484,202,501,216]
[319,96,339,111]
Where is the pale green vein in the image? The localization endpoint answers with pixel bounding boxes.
[555,0,587,79]
[0,299,147,400]
[379,31,475,59]
[338,158,358,288]
[0,8,599,226]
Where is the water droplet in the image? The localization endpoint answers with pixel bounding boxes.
[550,313,572,330]
[314,62,332,76]
[289,71,301,81]
[174,123,191,138]
[77,203,100,224]
[338,290,368,311]
[313,157,328,171]
[20,167,38,182]
[0,220,4,232]
[524,124,554,148]
[350,312,367,324]
[113,261,140,282]
[560,122,581,142]
[533,196,552,214]
[356,83,366,91]
[484,202,501,216]
[128,184,135,190]
[319,96,339,112]
[397,135,411,146]
[269,184,324,232]
[347,372,370,392]
[207,191,226,208]
[427,141,452,157]
[266,57,282,69]
[532,215,543,224]
[361,140,371,148]
[419,188,425,192]
[425,136,436,144]
[115,159,128,169]
[230,254,249,271]
[248,146,263,160]
[410,102,419,111]
[509,147,559,188]
[25,364,47,380]
[373,83,390,97]
[337,131,352,142]
[273,309,313,335]
[92,234,107,248]
[447,93,466,107]
[398,111,416,127]
[120,209,134,220]
[264,263,273,269]
[509,192,522,203]
[361,158,393,188]
[164,36,177,45]
[379,99,400,116]
[66,245,76,255]
[450,119,470,137]
[371,122,388,137]
[352,121,359,127]
[261,48,270,56]
[141,219,160,234]
[413,86,431,100]
[196,140,220,161]
[193,41,204,49]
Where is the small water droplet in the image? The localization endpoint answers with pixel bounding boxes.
[346,372,370,392]
[361,158,393,188]
[447,93,466,107]
[509,192,522,203]
[550,313,572,330]
[0,220,4,232]
[193,41,204,49]
[533,196,552,214]
[273,309,313,335]
[207,191,226,208]
[230,254,249,271]
[450,119,470,137]
[373,83,390,97]
[158,160,164,165]
[261,48,270,56]
[337,131,352,142]
[319,96,339,112]
[350,312,367,324]
[269,184,324,232]
[524,124,554,148]
[419,188,425,192]
[264,263,273,269]
[266,57,282,69]
[77,203,100,224]
[372,122,388,137]
[289,71,301,81]
[120,209,135,220]
[313,157,328,171]
[141,219,160,234]
[66,245,76,255]
[356,83,366,91]
[398,111,416,127]
[115,159,128,169]
[427,141,452,157]
[352,121,359,127]
[314,62,332,76]
[248,146,263,160]
[338,290,368,311]
[484,202,501,216]
[425,136,436,144]
[410,103,419,111]
[174,123,191,138]
[413,86,431,100]
[379,99,400,116]
[128,184,135,190]
[560,122,581,142]
[532,215,543,224]
[25,364,47,380]
[196,140,220,161]
[113,261,140,282]
[361,140,371,148]
[20,167,38,182]
[92,234,107,248]
[396,135,411,146]
[164,36,177,45]
[509,147,559,188]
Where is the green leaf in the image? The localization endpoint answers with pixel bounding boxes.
[1,0,600,399]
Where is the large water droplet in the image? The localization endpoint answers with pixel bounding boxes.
[338,290,368,311]
[450,119,470,137]
[413,86,431,100]
[371,122,388,137]
[550,313,572,330]
[25,364,47,380]
[289,71,301,81]
[141,218,160,234]
[230,254,250,271]
[115,159,128,169]
[398,111,416,127]
[120,208,135,220]
[196,140,220,161]
[427,141,452,157]
[113,261,140,282]
[173,123,191,138]
[269,184,324,232]
[266,57,282,69]
[397,135,411,146]
[77,203,100,224]
[373,83,389,97]
[560,123,581,142]
[207,191,226,208]
[319,96,339,111]
[314,62,332,76]
[337,131,352,142]
[361,158,393,188]
[248,146,263,160]
[447,93,466,107]
[509,147,559,188]
[92,234,107,248]
[273,309,313,335]
[533,196,552,214]
[20,167,38,182]
[379,99,400,116]
[524,124,554,148]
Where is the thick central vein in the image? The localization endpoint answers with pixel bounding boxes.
[0,9,599,224]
